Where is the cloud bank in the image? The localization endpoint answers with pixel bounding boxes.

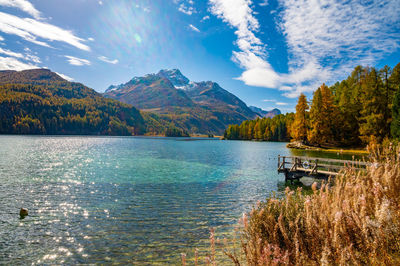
[209,0,400,98]
[0,0,42,19]
[0,12,90,51]
[0,56,37,70]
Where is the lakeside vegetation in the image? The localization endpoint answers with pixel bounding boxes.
[190,144,400,265]
[224,62,400,149]
[203,63,400,265]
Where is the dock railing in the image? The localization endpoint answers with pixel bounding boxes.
[277,155,369,182]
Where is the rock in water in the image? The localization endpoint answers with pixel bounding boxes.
[20,208,28,217]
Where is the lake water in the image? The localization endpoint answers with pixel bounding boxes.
[0,136,360,264]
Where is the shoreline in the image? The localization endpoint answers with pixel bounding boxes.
[286,141,368,155]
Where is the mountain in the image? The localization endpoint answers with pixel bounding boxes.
[0,69,145,135]
[105,73,194,109]
[104,69,257,134]
[0,69,65,83]
[249,106,281,118]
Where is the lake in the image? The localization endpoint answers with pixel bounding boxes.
[0,136,360,264]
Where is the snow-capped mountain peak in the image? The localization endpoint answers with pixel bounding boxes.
[157,69,190,89]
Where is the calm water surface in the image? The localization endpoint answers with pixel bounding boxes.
[0,136,359,264]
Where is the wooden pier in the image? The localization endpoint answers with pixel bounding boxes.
[277,155,368,183]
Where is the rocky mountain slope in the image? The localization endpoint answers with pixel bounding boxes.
[249,106,281,118]
[104,69,257,134]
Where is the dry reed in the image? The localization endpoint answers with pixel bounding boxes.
[215,144,400,265]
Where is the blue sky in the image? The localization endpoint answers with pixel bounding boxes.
[0,0,399,113]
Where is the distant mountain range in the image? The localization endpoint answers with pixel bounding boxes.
[104,69,259,134]
[249,106,281,118]
[0,68,281,136]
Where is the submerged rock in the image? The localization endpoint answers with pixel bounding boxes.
[20,208,28,217]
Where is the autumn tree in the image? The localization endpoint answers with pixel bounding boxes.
[224,62,400,146]
[291,93,309,143]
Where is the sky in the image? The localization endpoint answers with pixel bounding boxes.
[0,0,399,113]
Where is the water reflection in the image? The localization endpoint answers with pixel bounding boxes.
[0,136,361,264]
[289,147,366,160]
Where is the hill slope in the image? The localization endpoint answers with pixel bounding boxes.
[0,69,145,135]
[104,69,257,134]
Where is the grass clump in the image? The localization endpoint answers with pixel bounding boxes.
[223,144,400,265]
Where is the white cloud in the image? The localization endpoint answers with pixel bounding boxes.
[279,0,400,82]
[0,11,90,51]
[98,0,103,5]
[209,0,274,85]
[179,3,195,15]
[98,55,118,64]
[189,24,200,32]
[24,53,40,63]
[0,46,41,63]
[0,0,42,19]
[201,15,210,22]
[55,72,73,81]
[65,55,90,66]
[175,0,196,15]
[262,99,288,106]
[0,35,3,41]
[259,0,268,6]
[210,0,400,98]
[0,47,24,58]
[0,55,37,70]
[88,37,95,41]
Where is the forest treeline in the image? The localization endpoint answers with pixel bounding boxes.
[223,113,294,141]
[0,70,146,135]
[224,62,400,147]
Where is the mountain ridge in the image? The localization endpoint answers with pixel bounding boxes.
[104,69,258,134]
[249,106,281,118]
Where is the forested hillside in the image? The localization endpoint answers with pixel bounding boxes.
[0,69,145,135]
[224,113,294,141]
[224,62,400,147]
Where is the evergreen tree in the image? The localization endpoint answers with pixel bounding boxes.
[380,65,394,136]
[308,84,337,145]
[359,67,386,143]
[334,80,360,145]
[391,85,400,139]
[309,88,324,145]
[224,63,400,146]
[389,63,400,86]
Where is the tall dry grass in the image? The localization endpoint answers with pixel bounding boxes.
[220,144,400,265]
